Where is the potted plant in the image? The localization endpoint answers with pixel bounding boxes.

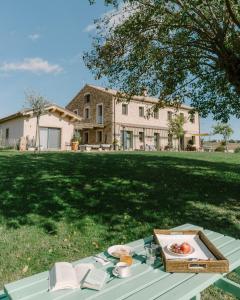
[112,138,120,151]
[71,132,81,151]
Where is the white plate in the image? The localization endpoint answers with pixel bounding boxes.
[107,245,134,258]
[112,268,131,278]
[166,243,195,256]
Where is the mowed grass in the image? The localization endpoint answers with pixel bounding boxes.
[0,151,240,299]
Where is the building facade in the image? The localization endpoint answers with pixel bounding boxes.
[66,85,200,150]
[0,105,81,150]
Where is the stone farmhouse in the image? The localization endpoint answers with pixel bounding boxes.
[66,85,200,151]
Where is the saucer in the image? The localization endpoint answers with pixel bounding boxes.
[108,245,134,258]
[112,268,131,278]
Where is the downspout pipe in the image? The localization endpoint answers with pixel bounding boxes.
[113,98,116,150]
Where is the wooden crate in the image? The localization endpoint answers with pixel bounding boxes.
[154,229,229,273]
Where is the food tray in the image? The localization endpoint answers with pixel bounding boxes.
[154,229,229,273]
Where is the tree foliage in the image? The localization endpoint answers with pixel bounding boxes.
[85,0,240,121]
[25,91,50,150]
[168,114,186,150]
[25,91,50,118]
[212,122,234,142]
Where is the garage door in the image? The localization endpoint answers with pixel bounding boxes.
[40,127,61,150]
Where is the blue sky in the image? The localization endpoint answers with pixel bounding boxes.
[0,0,239,139]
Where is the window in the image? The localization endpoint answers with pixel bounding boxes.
[73,109,79,115]
[190,113,195,123]
[168,133,173,148]
[96,130,103,143]
[5,128,9,140]
[122,104,128,115]
[96,104,103,124]
[154,133,159,149]
[84,107,90,119]
[153,110,159,119]
[40,127,61,149]
[167,111,173,121]
[192,136,196,144]
[121,130,133,150]
[84,93,91,103]
[139,106,144,117]
[139,131,144,142]
[168,134,173,147]
[83,132,89,144]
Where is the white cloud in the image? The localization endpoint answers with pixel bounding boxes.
[1,58,63,74]
[83,24,96,33]
[28,33,40,41]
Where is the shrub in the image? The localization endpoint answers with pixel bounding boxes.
[186,144,196,151]
[7,219,21,229]
[221,141,226,146]
[41,220,58,235]
[25,214,43,226]
[215,145,225,152]
[164,145,169,150]
[187,139,194,146]
[234,147,240,153]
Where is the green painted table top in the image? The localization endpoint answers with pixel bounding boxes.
[2,223,240,300]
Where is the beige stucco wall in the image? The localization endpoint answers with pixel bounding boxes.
[0,117,24,146]
[114,99,200,149]
[115,100,199,130]
[24,112,75,150]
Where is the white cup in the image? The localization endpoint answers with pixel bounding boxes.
[114,262,131,278]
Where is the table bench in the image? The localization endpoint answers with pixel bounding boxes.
[2,223,240,300]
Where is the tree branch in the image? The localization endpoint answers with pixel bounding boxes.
[225,0,240,29]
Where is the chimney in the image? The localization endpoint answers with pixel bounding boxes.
[142,87,148,97]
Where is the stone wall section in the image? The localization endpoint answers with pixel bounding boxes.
[66,85,114,144]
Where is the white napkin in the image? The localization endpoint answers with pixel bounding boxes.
[93,256,110,266]
[82,269,107,291]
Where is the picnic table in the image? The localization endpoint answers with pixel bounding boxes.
[1,223,240,300]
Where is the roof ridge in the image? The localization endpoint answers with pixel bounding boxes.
[87,84,193,110]
[0,104,81,124]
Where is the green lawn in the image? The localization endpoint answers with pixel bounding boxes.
[0,151,240,299]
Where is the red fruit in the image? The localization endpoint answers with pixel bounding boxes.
[180,242,191,254]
